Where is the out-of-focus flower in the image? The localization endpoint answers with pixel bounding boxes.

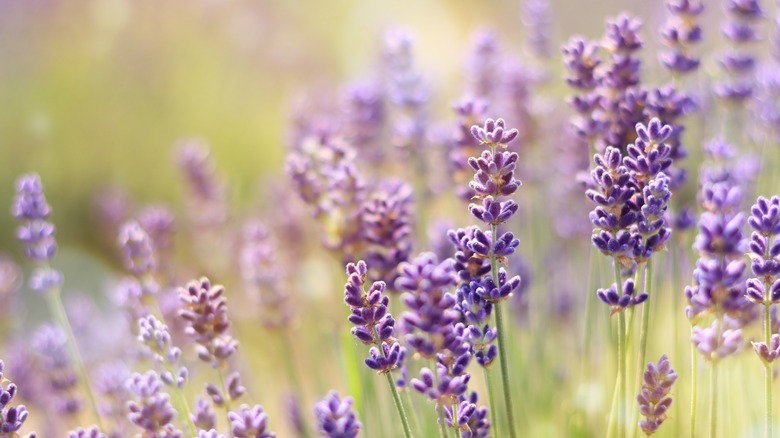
[637,355,677,435]
[314,391,360,438]
[0,360,34,436]
[228,404,276,438]
[691,321,743,360]
[660,0,704,75]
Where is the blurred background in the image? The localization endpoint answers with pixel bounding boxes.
[0,0,661,251]
[2,0,773,436]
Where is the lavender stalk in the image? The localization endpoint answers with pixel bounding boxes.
[11,174,104,430]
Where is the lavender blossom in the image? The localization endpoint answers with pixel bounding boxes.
[137,315,188,388]
[126,371,182,437]
[0,360,33,436]
[562,37,604,143]
[465,30,501,101]
[228,404,276,438]
[67,426,106,438]
[93,362,130,438]
[362,180,414,289]
[745,196,780,304]
[191,397,216,430]
[178,277,238,368]
[32,324,81,416]
[636,355,678,435]
[691,321,743,359]
[240,221,292,329]
[176,139,228,229]
[343,260,403,373]
[686,181,751,321]
[660,0,704,74]
[118,220,157,279]
[11,174,62,292]
[597,279,648,314]
[716,0,764,103]
[342,82,386,165]
[197,430,224,438]
[138,204,176,255]
[314,391,360,438]
[443,391,491,437]
[523,0,551,58]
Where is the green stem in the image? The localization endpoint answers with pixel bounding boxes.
[217,367,234,438]
[494,303,517,437]
[401,389,422,438]
[385,372,413,438]
[450,404,460,438]
[607,373,619,438]
[637,258,653,397]
[437,403,449,438]
[280,332,310,438]
[710,360,718,438]
[614,260,626,438]
[766,301,773,438]
[691,340,698,438]
[45,288,104,431]
[483,367,500,437]
[489,222,518,438]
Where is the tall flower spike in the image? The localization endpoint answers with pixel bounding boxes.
[126,371,182,437]
[637,355,678,435]
[178,277,238,368]
[660,0,704,75]
[314,391,361,438]
[343,260,402,373]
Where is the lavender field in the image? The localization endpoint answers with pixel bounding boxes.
[2,0,780,437]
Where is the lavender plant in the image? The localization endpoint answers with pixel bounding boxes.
[343,260,411,437]
[746,195,780,437]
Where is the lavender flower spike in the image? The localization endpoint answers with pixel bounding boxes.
[178,277,238,368]
[126,371,182,437]
[314,391,361,438]
[637,355,678,435]
[67,426,106,438]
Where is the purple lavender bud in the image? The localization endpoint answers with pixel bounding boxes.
[726,0,763,19]
[596,279,648,313]
[342,82,386,164]
[67,426,106,438]
[411,363,471,404]
[465,30,501,100]
[192,397,216,430]
[754,333,780,364]
[240,220,292,329]
[11,174,51,221]
[602,14,643,53]
[12,174,58,263]
[138,205,176,254]
[0,360,33,435]
[562,37,601,90]
[32,325,82,415]
[691,321,743,360]
[29,267,63,293]
[314,391,360,438]
[118,221,157,277]
[660,0,704,74]
[473,268,522,303]
[523,0,551,58]
[126,371,182,436]
[470,118,519,148]
[344,260,402,373]
[362,180,415,289]
[636,355,677,435]
[228,404,276,438]
[178,277,238,367]
[448,227,492,283]
[197,430,224,438]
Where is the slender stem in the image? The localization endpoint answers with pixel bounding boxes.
[766,301,773,438]
[450,404,460,438]
[607,373,619,438]
[691,340,698,438]
[489,222,518,438]
[637,258,653,398]
[613,260,625,438]
[710,360,718,438]
[45,288,104,431]
[483,367,500,437]
[494,303,517,437]
[437,403,449,438]
[385,372,414,438]
[401,389,422,438]
[280,332,310,438]
[709,315,722,438]
[173,385,197,437]
[217,366,234,438]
